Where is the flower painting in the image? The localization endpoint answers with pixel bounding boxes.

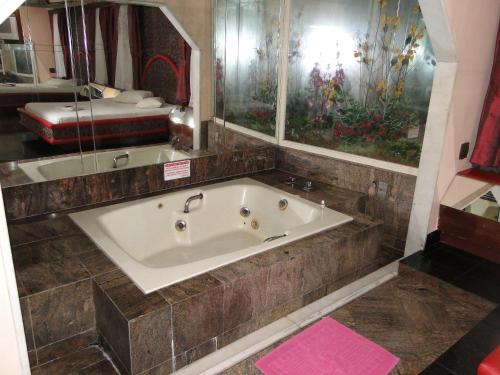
[215,0,436,167]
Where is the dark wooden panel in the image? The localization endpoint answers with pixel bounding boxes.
[439,205,500,264]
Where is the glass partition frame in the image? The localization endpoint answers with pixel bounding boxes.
[215,0,440,175]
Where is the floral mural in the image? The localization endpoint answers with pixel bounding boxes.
[285,0,436,167]
[215,0,436,166]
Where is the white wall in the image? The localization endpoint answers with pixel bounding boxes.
[428,0,500,232]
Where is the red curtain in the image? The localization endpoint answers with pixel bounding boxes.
[128,6,142,90]
[470,24,500,171]
[99,5,119,87]
[177,39,191,105]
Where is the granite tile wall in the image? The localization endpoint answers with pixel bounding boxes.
[10,217,99,370]
[276,146,416,251]
[3,147,275,221]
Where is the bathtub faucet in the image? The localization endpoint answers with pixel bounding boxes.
[113,153,129,169]
[184,193,204,213]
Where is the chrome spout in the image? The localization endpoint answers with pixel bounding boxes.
[113,153,129,169]
[184,193,203,213]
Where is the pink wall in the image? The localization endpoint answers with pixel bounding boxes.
[428,0,500,232]
[18,6,55,83]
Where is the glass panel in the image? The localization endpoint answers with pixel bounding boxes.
[285,0,436,167]
[215,0,282,136]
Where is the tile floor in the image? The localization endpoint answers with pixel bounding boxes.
[222,263,496,375]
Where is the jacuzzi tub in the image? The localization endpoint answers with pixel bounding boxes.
[18,144,190,182]
[70,178,353,293]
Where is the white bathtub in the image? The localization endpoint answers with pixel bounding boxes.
[18,145,191,182]
[71,178,353,293]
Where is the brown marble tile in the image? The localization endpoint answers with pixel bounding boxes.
[19,233,98,257]
[276,146,416,251]
[181,338,218,366]
[139,359,175,375]
[20,297,34,351]
[299,234,339,293]
[159,273,222,304]
[36,329,97,366]
[93,281,131,372]
[81,171,125,205]
[13,240,91,295]
[29,279,95,348]
[302,286,327,306]
[326,272,360,294]
[8,216,82,247]
[78,359,120,375]
[28,350,37,369]
[221,268,269,332]
[266,253,304,309]
[94,269,168,320]
[36,346,107,375]
[120,166,163,197]
[78,249,117,277]
[210,256,265,284]
[130,307,172,374]
[16,274,28,299]
[218,297,303,350]
[171,285,224,354]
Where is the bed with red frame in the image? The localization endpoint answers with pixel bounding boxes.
[17,54,180,146]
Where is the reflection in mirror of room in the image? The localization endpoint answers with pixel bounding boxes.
[0,1,197,182]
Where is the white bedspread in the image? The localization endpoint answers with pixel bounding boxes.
[24,99,176,124]
[0,83,83,94]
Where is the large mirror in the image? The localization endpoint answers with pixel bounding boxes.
[0,4,88,169]
[0,0,226,187]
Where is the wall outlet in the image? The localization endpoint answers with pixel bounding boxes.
[377,181,389,198]
[459,142,470,160]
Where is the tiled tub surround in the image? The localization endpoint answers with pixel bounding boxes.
[71,178,352,293]
[276,146,416,251]
[2,146,275,221]
[8,173,395,374]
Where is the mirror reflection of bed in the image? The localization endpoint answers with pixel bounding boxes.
[0,1,196,177]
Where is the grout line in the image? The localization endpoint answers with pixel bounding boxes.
[35,328,97,363]
[25,298,39,367]
[94,281,130,329]
[98,329,130,374]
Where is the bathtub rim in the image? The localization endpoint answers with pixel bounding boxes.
[70,177,353,294]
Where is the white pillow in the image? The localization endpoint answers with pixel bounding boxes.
[113,90,153,104]
[101,87,121,99]
[136,97,165,109]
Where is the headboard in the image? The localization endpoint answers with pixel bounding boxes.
[140,54,180,103]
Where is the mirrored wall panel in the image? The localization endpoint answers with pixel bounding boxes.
[215,0,282,136]
[0,0,222,187]
[0,4,85,166]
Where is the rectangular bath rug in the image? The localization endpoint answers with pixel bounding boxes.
[256,317,399,375]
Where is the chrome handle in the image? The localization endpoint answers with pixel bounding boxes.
[113,153,129,169]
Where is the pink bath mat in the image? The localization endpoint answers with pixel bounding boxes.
[256,317,399,375]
